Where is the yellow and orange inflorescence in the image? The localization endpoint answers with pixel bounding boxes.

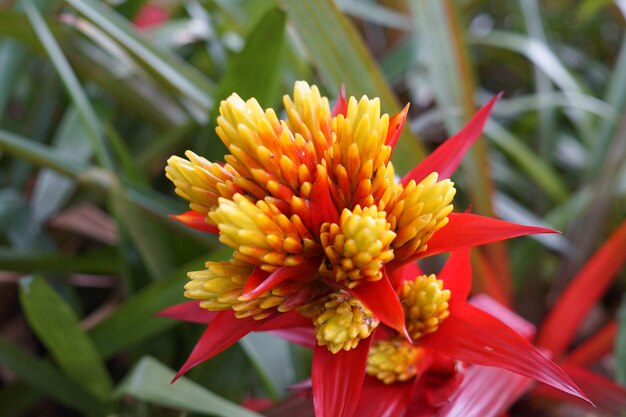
[166,81,456,353]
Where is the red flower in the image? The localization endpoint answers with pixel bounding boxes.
[432,218,626,417]
[162,82,577,417]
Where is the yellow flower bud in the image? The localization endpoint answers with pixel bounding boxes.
[401,274,451,341]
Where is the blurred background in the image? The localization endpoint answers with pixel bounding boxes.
[0,0,625,416]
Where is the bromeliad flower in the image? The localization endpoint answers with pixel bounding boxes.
[351,250,588,417]
[163,81,577,416]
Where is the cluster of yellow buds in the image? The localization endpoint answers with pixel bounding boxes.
[401,274,451,340]
[366,339,424,384]
[311,291,380,353]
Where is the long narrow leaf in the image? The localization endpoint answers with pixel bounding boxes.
[115,356,263,417]
[0,336,104,417]
[65,0,215,111]
[18,276,113,398]
[24,0,113,169]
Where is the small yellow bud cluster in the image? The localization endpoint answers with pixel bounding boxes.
[165,151,239,219]
[319,206,396,288]
[185,260,309,320]
[324,96,392,208]
[387,173,456,261]
[366,339,423,384]
[210,194,320,272]
[313,291,380,353]
[401,274,451,341]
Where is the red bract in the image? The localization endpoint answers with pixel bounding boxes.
[436,219,626,416]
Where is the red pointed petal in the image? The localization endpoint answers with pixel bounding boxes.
[349,271,409,340]
[401,93,501,185]
[387,260,423,290]
[419,213,557,259]
[419,304,588,403]
[438,366,532,417]
[157,301,219,324]
[312,337,372,417]
[535,363,623,414]
[386,104,410,150]
[438,249,472,303]
[566,320,618,366]
[256,310,312,330]
[470,294,536,340]
[242,267,269,296]
[268,328,316,348]
[242,263,318,300]
[308,165,340,233]
[174,311,274,380]
[169,211,218,234]
[332,84,347,117]
[354,377,414,417]
[537,218,626,357]
[471,249,512,308]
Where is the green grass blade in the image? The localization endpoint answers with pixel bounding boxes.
[240,333,295,401]
[280,0,426,173]
[0,249,119,274]
[519,0,557,160]
[0,383,41,417]
[65,0,215,111]
[24,0,113,170]
[0,40,27,118]
[18,276,113,398]
[485,120,569,202]
[0,129,86,178]
[0,336,104,416]
[115,356,264,417]
[30,107,94,223]
[203,7,287,159]
[111,188,176,279]
[590,34,626,177]
[410,0,494,215]
[214,8,286,108]
[88,253,220,357]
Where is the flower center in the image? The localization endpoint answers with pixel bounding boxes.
[401,274,451,341]
[312,291,380,353]
[366,339,423,384]
[319,205,396,288]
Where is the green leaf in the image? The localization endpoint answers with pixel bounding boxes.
[0,249,119,274]
[617,294,626,385]
[0,336,104,417]
[0,382,41,417]
[0,40,28,118]
[110,188,176,280]
[590,33,626,177]
[24,0,113,170]
[279,0,426,173]
[0,129,86,178]
[215,8,286,108]
[485,120,569,202]
[410,0,495,214]
[240,333,295,400]
[88,252,224,357]
[205,7,287,159]
[65,0,215,112]
[18,276,113,399]
[115,356,264,417]
[30,107,94,223]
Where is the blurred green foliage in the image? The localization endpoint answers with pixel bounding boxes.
[0,0,624,416]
